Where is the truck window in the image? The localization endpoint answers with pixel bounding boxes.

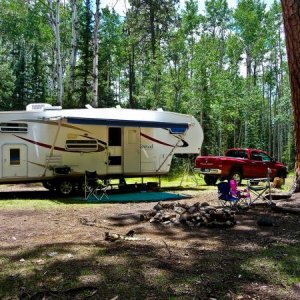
[252,151,263,161]
[226,150,247,158]
[226,150,236,157]
[260,153,271,162]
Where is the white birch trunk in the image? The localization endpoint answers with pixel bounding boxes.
[70,0,78,93]
[55,0,63,106]
[48,0,63,106]
[92,0,100,107]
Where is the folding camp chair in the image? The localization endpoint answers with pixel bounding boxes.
[217,181,249,209]
[247,168,272,205]
[247,178,272,205]
[84,171,109,201]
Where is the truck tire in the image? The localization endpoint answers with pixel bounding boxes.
[230,171,242,185]
[56,180,74,196]
[204,175,218,185]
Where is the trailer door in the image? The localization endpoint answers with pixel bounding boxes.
[123,127,141,174]
[107,127,123,174]
[2,144,28,178]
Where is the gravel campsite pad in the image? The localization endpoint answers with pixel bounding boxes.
[0,184,300,299]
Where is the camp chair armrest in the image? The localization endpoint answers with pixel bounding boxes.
[248,186,268,191]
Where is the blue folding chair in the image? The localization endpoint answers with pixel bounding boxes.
[218,181,250,209]
[217,181,240,208]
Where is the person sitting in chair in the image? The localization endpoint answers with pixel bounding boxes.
[230,179,250,199]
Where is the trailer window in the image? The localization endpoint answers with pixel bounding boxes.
[1,123,28,133]
[10,148,20,165]
[108,156,122,165]
[65,139,98,151]
[109,127,121,146]
[169,127,187,134]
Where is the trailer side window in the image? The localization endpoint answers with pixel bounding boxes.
[169,127,187,134]
[10,148,20,165]
[1,123,28,133]
[65,139,98,151]
[108,156,122,165]
[109,127,121,146]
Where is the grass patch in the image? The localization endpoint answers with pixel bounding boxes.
[0,198,90,210]
[241,243,300,286]
[125,173,205,188]
[1,241,300,299]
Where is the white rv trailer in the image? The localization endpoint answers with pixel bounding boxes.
[0,103,203,195]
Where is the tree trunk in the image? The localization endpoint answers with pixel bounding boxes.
[128,42,136,108]
[56,0,63,106]
[92,0,100,108]
[281,0,300,191]
[48,0,63,106]
[149,0,156,60]
[69,0,78,101]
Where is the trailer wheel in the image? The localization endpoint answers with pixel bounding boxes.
[204,175,218,185]
[42,180,55,191]
[57,180,74,196]
[77,179,86,195]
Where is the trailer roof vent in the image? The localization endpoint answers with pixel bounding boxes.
[26,103,53,111]
[26,103,62,111]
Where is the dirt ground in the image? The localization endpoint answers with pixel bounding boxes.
[1,185,300,299]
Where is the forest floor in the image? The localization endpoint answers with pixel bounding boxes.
[0,184,300,299]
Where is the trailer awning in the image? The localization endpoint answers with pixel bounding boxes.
[65,117,189,132]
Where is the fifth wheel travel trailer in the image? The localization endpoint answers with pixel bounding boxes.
[0,103,203,195]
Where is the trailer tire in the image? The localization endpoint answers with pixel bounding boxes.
[204,175,218,185]
[77,179,86,195]
[42,181,55,191]
[230,171,242,185]
[57,180,74,196]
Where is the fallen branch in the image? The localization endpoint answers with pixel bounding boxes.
[162,240,172,258]
[265,193,292,200]
[271,205,300,215]
[104,231,150,242]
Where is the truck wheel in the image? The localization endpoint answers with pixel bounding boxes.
[204,175,218,185]
[57,180,74,196]
[230,171,242,185]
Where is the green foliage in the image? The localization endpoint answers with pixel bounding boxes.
[0,61,15,109]
[0,0,294,166]
[98,8,127,107]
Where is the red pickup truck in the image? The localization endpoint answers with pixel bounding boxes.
[194,148,288,185]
